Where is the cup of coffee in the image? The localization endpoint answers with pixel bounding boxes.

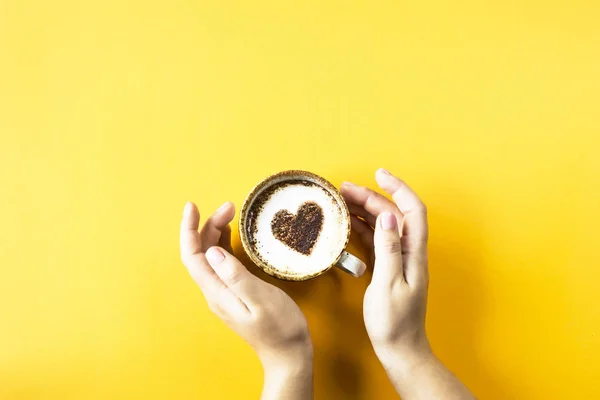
[239,170,367,281]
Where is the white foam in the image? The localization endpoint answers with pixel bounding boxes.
[251,183,346,276]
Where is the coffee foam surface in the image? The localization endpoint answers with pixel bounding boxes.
[249,182,346,276]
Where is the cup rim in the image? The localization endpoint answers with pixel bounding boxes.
[238,170,351,281]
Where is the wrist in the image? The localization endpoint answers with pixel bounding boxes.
[261,344,313,399]
[260,345,313,400]
[261,342,313,377]
[373,336,434,376]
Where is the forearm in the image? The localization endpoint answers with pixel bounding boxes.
[376,345,475,400]
[260,352,313,400]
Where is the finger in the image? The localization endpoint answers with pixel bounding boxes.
[375,169,428,286]
[347,203,377,227]
[351,215,374,249]
[341,182,403,232]
[205,246,263,310]
[199,202,235,252]
[351,215,375,266]
[372,212,405,286]
[218,224,234,254]
[375,169,428,255]
[180,201,202,256]
[180,202,225,294]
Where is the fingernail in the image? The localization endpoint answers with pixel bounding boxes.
[206,247,225,266]
[183,201,193,216]
[378,168,391,176]
[342,181,357,187]
[216,201,230,213]
[380,212,397,230]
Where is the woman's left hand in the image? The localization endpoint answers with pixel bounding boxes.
[179,201,313,400]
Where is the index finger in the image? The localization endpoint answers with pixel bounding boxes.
[199,202,235,252]
[340,182,404,230]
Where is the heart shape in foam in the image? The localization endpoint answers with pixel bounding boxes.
[270,201,324,255]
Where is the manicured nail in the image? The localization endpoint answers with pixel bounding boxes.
[183,201,193,217]
[380,212,397,230]
[342,181,357,187]
[378,168,391,176]
[216,201,230,213]
[206,247,225,266]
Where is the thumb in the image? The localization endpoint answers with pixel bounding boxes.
[372,212,405,285]
[205,246,262,305]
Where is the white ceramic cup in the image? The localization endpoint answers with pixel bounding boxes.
[239,170,367,281]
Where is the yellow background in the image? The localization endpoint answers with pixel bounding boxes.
[1,0,599,398]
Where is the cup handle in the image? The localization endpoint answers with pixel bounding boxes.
[335,251,367,277]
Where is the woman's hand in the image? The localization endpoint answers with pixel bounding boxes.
[179,201,313,400]
[341,169,430,361]
[341,169,475,400]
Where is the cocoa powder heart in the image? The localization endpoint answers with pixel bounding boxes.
[270,202,324,255]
